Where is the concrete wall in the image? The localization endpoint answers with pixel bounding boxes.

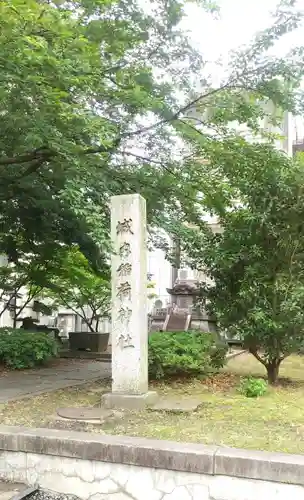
[0,426,304,500]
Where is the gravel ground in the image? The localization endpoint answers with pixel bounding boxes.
[30,490,80,500]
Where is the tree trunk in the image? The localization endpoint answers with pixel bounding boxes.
[171,238,180,306]
[87,321,97,333]
[12,294,17,328]
[266,360,281,385]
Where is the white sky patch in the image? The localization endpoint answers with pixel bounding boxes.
[182,0,304,138]
[124,0,304,157]
[183,0,304,61]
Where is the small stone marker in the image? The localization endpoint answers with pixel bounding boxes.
[102,194,157,409]
[56,407,112,423]
[150,398,203,413]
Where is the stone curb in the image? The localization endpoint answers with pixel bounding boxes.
[0,426,303,486]
[225,349,247,361]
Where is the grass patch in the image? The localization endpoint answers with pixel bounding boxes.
[1,353,304,454]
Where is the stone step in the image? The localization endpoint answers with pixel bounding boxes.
[165,312,188,331]
[0,483,37,500]
[59,350,111,361]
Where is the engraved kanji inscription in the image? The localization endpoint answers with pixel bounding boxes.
[117,306,132,324]
[116,281,131,301]
[117,331,134,348]
[117,262,132,277]
[116,218,133,235]
[119,242,131,259]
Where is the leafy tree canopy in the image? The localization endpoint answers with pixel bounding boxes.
[0,0,205,269]
[0,249,70,324]
[41,247,110,333]
[175,142,304,384]
[1,0,304,274]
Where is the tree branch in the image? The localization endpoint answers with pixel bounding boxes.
[178,119,208,138]
[15,286,42,321]
[121,151,167,165]
[249,347,267,367]
[0,80,258,175]
[56,293,91,328]
[121,81,235,139]
[0,138,121,168]
[0,149,53,167]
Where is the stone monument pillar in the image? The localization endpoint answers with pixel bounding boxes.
[102,194,157,409]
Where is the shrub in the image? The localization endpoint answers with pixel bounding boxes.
[148,330,228,380]
[298,339,304,355]
[0,328,59,369]
[239,377,268,398]
[209,340,229,369]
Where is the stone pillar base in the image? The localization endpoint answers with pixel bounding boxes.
[102,391,158,410]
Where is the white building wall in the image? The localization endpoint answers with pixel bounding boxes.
[148,248,171,308]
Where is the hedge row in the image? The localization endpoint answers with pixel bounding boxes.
[0,328,227,378]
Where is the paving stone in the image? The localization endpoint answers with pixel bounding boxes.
[88,387,107,394]
[149,398,203,413]
[0,483,28,500]
[0,361,111,403]
[56,407,113,423]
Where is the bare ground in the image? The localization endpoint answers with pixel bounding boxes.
[1,353,304,454]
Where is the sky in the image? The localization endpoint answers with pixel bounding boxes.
[184,0,303,60]
[183,0,304,139]
[136,0,304,146]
